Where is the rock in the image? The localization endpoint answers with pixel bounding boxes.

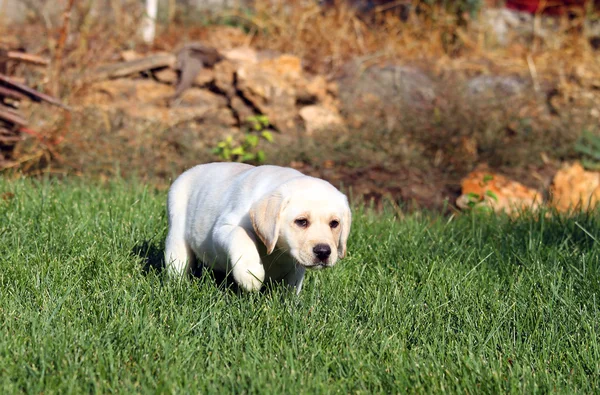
[338,63,436,105]
[118,106,226,126]
[153,68,178,84]
[337,63,436,128]
[305,76,327,101]
[82,79,174,105]
[193,69,215,87]
[466,75,526,97]
[82,48,343,135]
[457,167,542,215]
[235,55,302,133]
[178,88,229,108]
[327,81,339,97]
[258,54,303,83]
[197,107,238,127]
[80,78,234,127]
[213,60,237,97]
[299,105,344,135]
[120,50,143,62]
[550,162,600,212]
[173,43,223,98]
[230,96,255,125]
[223,47,259,64]
[297,75,337,109]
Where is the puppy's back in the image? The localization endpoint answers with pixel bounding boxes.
[167,162,254,219]
[167,163,304,227]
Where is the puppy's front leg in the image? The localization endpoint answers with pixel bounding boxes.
[283,266,306,295]
[215,226,265,292]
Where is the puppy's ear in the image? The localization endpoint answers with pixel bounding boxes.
[250,191,287,255]
[338,200,352,259]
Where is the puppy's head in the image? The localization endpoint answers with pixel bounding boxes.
[250,177,351,269]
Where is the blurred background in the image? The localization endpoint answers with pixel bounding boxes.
[1,0,599,213]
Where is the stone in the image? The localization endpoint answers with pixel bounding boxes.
[120,50,142,62]
[153,68,178,84]
[258,54,303,83]
[223,47,259,64]
[173,44,223,98]
[82,79,174,106]
[338,63,436,107]
[235,55,302,133]
[336,63,436,129]
[81,49,343,136]
[193,69,216,87]
[230,96,255,125]
[80,78,234,127]
[466,75,526,97]
[457,167,542,215]
[550,162,600,212]
[198,107,238,127]
[177,88,229,108]
[213,60,237,97]
[297,75,331,106]
[119,106,219,125]
[299,105,344,135]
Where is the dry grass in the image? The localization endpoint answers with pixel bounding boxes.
[228,0,600,81]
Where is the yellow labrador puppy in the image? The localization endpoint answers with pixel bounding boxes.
[165,163,351,293]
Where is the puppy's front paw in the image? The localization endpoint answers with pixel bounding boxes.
[233,266,265,292]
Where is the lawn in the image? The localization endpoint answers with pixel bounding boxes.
[0,178,598,393]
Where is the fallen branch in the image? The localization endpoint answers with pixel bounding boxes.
[0,51,70,172]
[0,85,28,101]
[0,105,28,126]
[6,51,49,66]
[0,75,71,110]
[86,54,176,82]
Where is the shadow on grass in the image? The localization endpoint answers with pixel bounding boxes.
[131,241,241,292]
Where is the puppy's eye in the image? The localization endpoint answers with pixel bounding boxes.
[295,219,309,228]
[329,220,340,229]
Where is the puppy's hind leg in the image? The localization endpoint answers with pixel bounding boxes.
[164,178,195,277]
[164,229,195,277]
[164,197,194,276]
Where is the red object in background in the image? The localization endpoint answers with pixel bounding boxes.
[505,0,593,15]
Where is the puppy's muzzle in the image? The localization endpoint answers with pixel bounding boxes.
[313,244,331,262]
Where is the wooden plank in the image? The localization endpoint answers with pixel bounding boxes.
[0,102,27,126]
[0,134,22,144]
[87,53,176,82]
[6,51,49,66]
[0,75,70,110]
[0,106,27,126]
[0,85,27,100]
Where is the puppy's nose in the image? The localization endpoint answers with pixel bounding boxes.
[313,244,331,261]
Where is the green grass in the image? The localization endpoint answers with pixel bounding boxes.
[0,178,599,393]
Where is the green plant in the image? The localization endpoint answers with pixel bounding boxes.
[575,130,600,170]
[212,115,274,164]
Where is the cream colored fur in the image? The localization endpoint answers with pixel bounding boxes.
[164,163,351,293]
